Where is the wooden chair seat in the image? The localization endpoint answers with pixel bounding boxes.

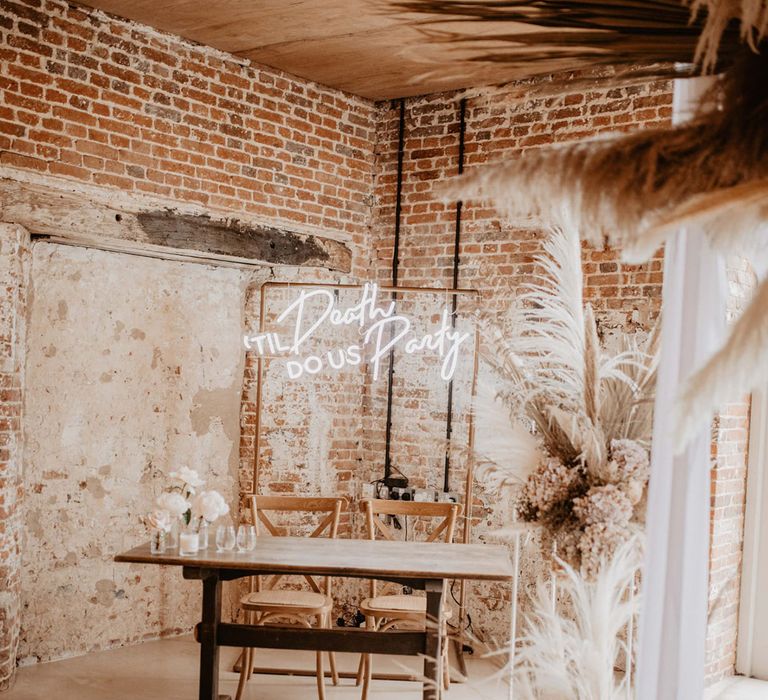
[241,589,332,615]
[359,594,452,620]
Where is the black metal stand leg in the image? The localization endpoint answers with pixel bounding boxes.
[199,570,222,700]
[423,579,445,700]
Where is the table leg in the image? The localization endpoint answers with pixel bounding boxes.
[199,570,223,700]
[424,579,445,700]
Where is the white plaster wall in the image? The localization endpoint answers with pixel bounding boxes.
[19,243,247,663]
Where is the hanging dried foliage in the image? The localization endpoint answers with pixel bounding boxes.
[390,0,744,81]
[692,0,768,70]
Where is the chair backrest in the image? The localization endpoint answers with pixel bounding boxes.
[359,498,462,597]
[249,495,346,596]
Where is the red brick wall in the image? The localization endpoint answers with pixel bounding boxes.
[0,0,375,266]
[0,0,378,676]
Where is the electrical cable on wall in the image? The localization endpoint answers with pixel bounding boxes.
[443,97,467,494]
[383,98,407,487]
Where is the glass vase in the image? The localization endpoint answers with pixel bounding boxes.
[167,518,179,550]
[150,528,166,554]
[198,520,209,550]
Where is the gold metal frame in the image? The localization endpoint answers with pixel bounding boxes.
[248,279,482,676]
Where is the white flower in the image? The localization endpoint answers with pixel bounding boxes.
[192,490,230,524]
[156,492,190,517]
[146,509,172,532]
[168,466,205,493]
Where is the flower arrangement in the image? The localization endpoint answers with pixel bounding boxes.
[474,226,657,579]
[145,466,229,535]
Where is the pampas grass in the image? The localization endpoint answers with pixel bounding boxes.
[692,0,768,70]
[474,384,542,491]
[512,537,642,699]
[477,225,657,470]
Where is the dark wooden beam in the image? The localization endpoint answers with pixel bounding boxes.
[214,623,426,655]
[0,177,352,271]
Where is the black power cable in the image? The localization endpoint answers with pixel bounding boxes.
[443,97,467,494]
[383,98,407,486]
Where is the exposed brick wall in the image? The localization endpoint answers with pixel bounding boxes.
[0,0,378,679]
[0,223,30,690]
[0,0,376,273]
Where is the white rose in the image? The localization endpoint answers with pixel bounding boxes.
[192,490,230,524]
[169,466,205,493]
[146,509,172,532]
[156,492,190,517]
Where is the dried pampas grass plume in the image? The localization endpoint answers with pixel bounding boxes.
[513,537,642,699]
[641,178,768,261]
[691,0,768,71]
[473,384,542,492]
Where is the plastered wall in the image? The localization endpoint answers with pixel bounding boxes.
[19,242,247,663]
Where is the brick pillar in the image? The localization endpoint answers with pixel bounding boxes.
[0,224,30,690]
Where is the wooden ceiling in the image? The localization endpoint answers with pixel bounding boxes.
[74,0,572,100]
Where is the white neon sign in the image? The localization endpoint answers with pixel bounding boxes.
[243,283,471,381]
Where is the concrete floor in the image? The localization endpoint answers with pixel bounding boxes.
[7,636,768,699]
[4,636,509,700]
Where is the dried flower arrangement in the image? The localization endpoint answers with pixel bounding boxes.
[474,226,657,579]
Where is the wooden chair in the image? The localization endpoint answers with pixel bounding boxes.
[356,498,462,700]
[235,495,346,700]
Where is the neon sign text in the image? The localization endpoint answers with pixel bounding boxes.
[243,283,471,381]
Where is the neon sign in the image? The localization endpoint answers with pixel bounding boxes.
[243,283,471,381]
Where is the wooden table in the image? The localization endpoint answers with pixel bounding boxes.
[115,537,514,700]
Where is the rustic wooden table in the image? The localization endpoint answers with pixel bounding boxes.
[115,536,514,700]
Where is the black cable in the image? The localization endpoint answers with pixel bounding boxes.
[443,97,467,493]
[383,98,407,483]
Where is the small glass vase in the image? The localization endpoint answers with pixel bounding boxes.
[167,518,180,550]
[150,528,166,554]
[198,520,209,550]
[179,527,200,557]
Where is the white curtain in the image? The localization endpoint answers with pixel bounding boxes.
[636,76,727,699]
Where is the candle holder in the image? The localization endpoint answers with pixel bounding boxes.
[179,527,200,556]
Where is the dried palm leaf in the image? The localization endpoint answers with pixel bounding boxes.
[600,322,659,444]
[478,227,657,468]
[549,404,607,470]
[675,274,768,449]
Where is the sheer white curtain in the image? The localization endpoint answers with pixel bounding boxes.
[636,76,727,700]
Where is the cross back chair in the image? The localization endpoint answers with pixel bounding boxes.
[235,495,346,700]
[356,498,462,699]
